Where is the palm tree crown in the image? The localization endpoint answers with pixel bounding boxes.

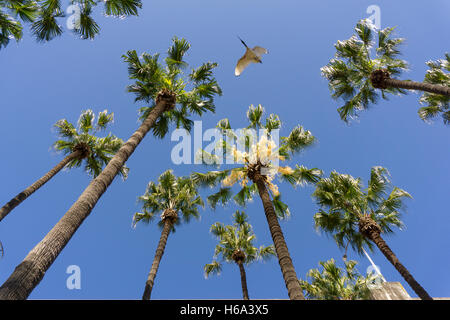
[321,19,408,122]
[0,109,126,223]
[312,166,433,300]
[132,170,204,231]
[204,210,275,278]
[123,36,222,138]
[54,109,128,178]
[419,53,450,124]
[0,0,143,47]
[192,104,322,216]
[0,0,38,48]
[299,258,375,300]
[312,166,409,254]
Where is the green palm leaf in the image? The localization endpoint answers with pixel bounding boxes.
[205,211,274,278]
[312,166,411,255]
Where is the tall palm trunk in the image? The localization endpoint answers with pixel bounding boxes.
[0,94,174,300]
[370,69,450,96]
[367,230,432,300]
[0,150,82,222]
[384,79,450,96]
[236,261,249,300]
[359,216,432,300]
[253,174,304,300]
[142,219,173,300]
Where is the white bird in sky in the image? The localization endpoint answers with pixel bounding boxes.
[235,37,268,76]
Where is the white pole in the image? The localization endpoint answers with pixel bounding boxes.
[363,248,386,282]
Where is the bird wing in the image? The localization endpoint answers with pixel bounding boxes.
[252,46,268,57]
[235,49,256,76]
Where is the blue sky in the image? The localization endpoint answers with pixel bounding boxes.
[0,0,449,299]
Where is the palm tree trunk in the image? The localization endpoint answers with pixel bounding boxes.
[142,219,173,300]
[367,230,433,300]
[0,151,82,222]
[237,261,249,300]
[253,174,304,300]
[384,78,450,96]
[370,70,450,96]
[0,96,173,300]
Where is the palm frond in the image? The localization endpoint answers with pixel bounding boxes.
[210,222,226,238]
[131,211,155,228]
[279,126,315,159]
[279,165,323,187]
[204,260,222,278]
[103,0,142,17]
[258,245,275,261]
[30,4,63,42]
[264,113,281,132]
[96,110,114,130]
[0,11,23,48]
[190,62,219,83]
[77,109,95,133]
[207,187,232,210]
[233,185,254,207]
[272,194,290,219]
[246,104,264,129]
[166,36,190,69]
[367,166,390,207]
[74,4,100,40]
[190,170,229,188]
[419,53,450,125]
[232,210,248,226]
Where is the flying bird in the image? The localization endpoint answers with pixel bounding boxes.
[235,37,268,76]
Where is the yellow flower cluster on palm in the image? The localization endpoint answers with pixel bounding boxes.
[192,104,323,216]
[223,135,290,197]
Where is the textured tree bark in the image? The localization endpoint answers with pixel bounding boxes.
[367,230,433,300]
[142,220,173,300]
[0,150,82,222]
[0,97,172,300]
[370,70,450,96]
[237,261,249,300]
[253,174,304,300]
[384,78,450,96]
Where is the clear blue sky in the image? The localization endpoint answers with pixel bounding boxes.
[0,0,449,299]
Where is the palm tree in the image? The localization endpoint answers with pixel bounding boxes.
[418,53,450,124]
[299,258,375,300]
[0,0,143,48]
[204,210,275,300]
[192,104,322,300]
[321,19,450,123]
[0,109,127,222]
[312,166,432,300]
[0,37,221,300]
[132,170,204,300]
[0,0,39,48]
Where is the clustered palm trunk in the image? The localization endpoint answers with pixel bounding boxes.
[0,149,85,222]
[358,214,433,300]
[370,69,450,96]
[142,208,178,300]
[247,163,304,300]
[0,90,176,300]
[232,250,249,300]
